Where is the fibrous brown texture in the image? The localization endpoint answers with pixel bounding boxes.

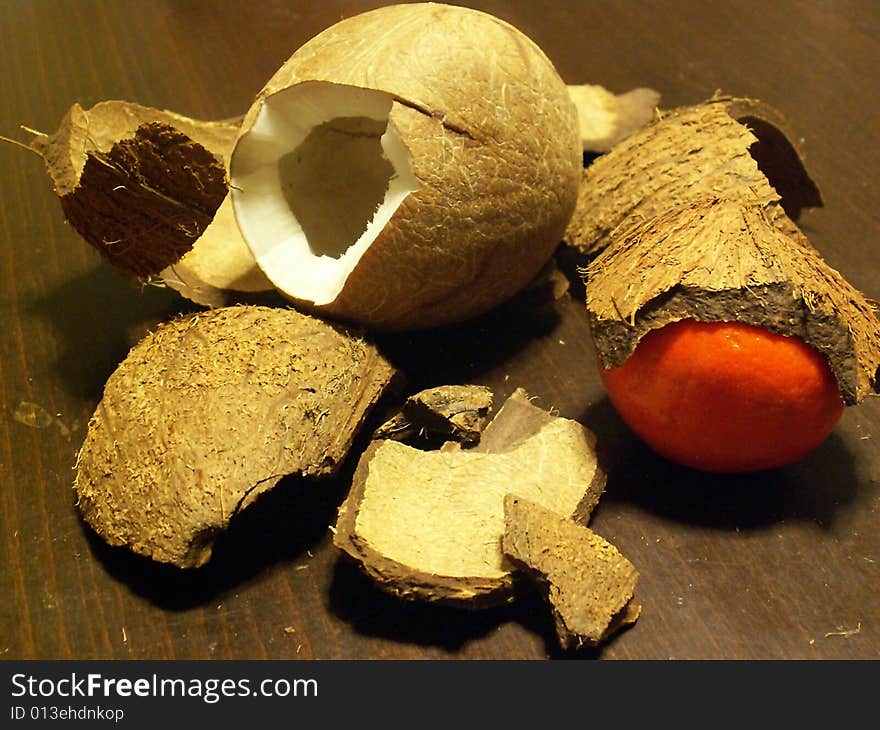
[585,196,880,405]
[568,92,879,404]
[564,95,822,257]
[32,101,231,276]
[334,389,605,606]
[30,101,271,305]
[74,305,397,568]
[567,84,661,153]
[230,2,582,331]
[502,495,640,649]
[373,384,493,446]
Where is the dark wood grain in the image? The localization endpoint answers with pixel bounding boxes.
[1,0,878,660]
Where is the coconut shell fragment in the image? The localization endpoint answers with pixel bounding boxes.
[502,495,640,649]
[334,389,605,606]
[567,84,661,153]
[74,305,397,568]
[585,196,880,405]
[373,384,493,447]
[159,196,275,307]
[29,100,271,305]
[565,95,822,257]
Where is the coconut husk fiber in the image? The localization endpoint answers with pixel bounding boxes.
[29,100,271,305]
[565,94,822,258]
[502,495,640,649]
[74,305,397,568]
[31,101,234,277]
[333,388,606,606]
[585,196,880,405]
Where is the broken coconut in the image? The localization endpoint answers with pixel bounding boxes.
[228,3,582,331]
[564,95,823,258]
[74,305,397,568]
[29,100,271,306]
[585,195,880,405]
[334,388,605,606]
[373,383,493,447]
[502,495,640,649]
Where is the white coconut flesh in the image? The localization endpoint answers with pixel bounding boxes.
[230,80,420,305]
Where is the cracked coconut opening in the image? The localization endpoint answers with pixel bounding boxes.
[230,81,419,305]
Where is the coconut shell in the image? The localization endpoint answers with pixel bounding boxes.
[373,384,493,447]
[159,196,275,307]
[74,305,397,568]
[231,3,582,331]
[333,388,605,606]
[502,495,640,649]
[565,95,822,257]
[32,101,231,276]
[30,101,271,304]
[586,196,880,405]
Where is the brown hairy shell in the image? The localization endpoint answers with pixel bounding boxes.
[31,101,272,305]
[585,196,880,405]
[565,95,822,257]
[74,305,397,568]
[502,495,640,649]
[32,101,235,277]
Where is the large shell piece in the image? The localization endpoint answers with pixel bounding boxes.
[565,96,822,257]
[585,197,880,404]
[74,306,397,568]
[31,100,271,305]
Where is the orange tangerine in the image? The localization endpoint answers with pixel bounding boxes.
[599,319,845,473]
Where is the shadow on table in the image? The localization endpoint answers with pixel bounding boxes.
[28,265,287,402]
[28,266,195,401]
[578,396,863,531]
[372,275,564,392]
[328,557,610,659]
[33,256,566,405]
[83,474,606,658]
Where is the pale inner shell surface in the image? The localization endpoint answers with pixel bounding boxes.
[232,81,419,305]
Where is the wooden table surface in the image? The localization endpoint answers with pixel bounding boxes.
[1,0,878,661]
